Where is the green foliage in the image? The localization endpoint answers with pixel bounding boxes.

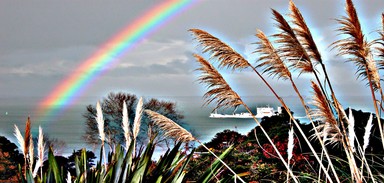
[197,145,234,183]
[0,136,23,182]
[47,147,62,183]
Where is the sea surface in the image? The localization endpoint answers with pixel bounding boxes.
[0,95,374,156]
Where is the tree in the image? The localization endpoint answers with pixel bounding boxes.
[32,134,66,157]
[0,136,24,182]
[200,129,246,150]
[83,92,185,150]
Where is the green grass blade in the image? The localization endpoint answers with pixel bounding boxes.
[48,147,63,183]
[131,139,155,183]
[198,145,234,183]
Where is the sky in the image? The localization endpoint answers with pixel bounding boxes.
[1,0,384,105]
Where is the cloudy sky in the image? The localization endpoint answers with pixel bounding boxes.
[1,0,383,105]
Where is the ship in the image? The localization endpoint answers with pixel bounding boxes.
[209,106,282,119]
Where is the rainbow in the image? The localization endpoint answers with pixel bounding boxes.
[38,0,198,118]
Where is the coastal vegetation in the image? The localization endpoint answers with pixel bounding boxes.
[2,0,384,182]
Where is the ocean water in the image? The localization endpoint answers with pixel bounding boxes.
[0,95,374,156]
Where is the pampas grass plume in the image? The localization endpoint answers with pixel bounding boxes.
[122,101,131,149]
[363,113,373,152]
[96,101,105,142]
[287,128,294,161]
[28,135,34,171]
[145,109,195,142]
[133,97,143,141]
[348,108,356,152]
[14,125,25,156]
[66,171,72,183]
[33,126,45,177]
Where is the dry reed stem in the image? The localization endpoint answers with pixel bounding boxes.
[145,110,194,142]
[273,6,335,122]
[194,54,243,110]
[272,9,313,74]
[25,117,31,157]
[255,30,291,80]
[289,0,322,64]
[189,29,249,71]
[273,7,333,118]
[311,81,336,124]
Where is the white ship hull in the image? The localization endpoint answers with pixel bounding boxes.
[209,106,281,119]
[209,113,274,119]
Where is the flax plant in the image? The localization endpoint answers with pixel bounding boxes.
[145,109,246,183]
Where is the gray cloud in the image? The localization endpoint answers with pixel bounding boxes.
[0,0,383,99]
